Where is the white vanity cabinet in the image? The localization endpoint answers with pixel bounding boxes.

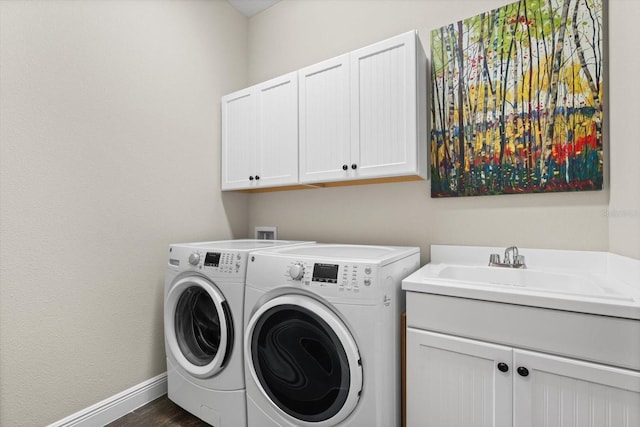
[298,31,427,184]
[405,293,640,427]
[221,72,298,190]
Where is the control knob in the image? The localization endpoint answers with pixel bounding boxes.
[188,252,200,266]
[288,263,305,280]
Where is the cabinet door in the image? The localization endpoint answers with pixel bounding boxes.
[255,71,299,188]
[221,87,257,190]
[299,54,351,184]
[350,31,418,179]
[514,349,640,427]
[406,328,513,427]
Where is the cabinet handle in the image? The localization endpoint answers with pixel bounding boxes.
[351,163,358,170]
[249,176,254,181]
[255,175,260,180]
[342,164,348,171]
[497,362,509,373]
[517,367,529,377]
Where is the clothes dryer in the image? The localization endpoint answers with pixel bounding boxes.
[164,239,313,426]
[243,244,420,427]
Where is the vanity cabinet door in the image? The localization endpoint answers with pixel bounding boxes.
[350,31,424,180]
[406,328,513,427]
[513,349,640,427]
[298,54,351,184]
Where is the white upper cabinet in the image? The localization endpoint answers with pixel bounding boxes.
[350,31,426,180]
[221,87,257,190]
[221,72,298,191]
[255,73,299,188]
[222,30,426,191]
[299,30,427,185]
[299,54,351,184]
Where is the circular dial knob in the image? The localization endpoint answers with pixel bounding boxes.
[188,252,200,265]
[288,263,305,280]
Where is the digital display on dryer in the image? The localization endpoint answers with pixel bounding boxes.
[204,252,221,267]
[312,263,339,283]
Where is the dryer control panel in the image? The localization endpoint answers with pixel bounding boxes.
[284,260,376,296]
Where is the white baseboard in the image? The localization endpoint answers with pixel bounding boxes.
[48,372,168,427]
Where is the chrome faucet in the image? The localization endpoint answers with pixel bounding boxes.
[489,246,527,268]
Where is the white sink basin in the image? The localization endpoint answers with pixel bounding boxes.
[437,265,631,301]
[401,245,640,320]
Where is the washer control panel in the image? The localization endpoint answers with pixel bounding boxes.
[183,250,243,276]
[284,261,376,294]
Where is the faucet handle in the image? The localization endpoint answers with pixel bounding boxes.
[504,246,519,264]
[489,253,501,265]
[515,254,526,267]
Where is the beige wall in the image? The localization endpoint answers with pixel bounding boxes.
[0,1,248,425]
[608,0,640,259]
[247,0,634,264]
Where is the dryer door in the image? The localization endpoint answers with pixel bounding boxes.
[246,295,363,426]
[165,275,233,378]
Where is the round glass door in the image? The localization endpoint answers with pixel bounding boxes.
[165,276,233,378]
[246,295,362,426]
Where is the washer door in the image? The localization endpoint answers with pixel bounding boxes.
[246,295,362,426]
[165,276,233,378]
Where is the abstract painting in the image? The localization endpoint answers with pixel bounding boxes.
[430,0,604,197]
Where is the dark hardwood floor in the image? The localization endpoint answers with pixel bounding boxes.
[105,395,210,426]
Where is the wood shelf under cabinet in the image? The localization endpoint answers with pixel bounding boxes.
[235,174,424,193]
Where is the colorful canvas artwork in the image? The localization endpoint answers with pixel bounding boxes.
[430,0,604,197]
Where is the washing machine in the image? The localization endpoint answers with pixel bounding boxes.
[164,239,313,427]
[243,243,421,427]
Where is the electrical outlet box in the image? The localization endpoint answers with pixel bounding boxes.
[255,226,277,240]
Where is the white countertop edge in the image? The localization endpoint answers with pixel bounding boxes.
[401,278,640,320]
